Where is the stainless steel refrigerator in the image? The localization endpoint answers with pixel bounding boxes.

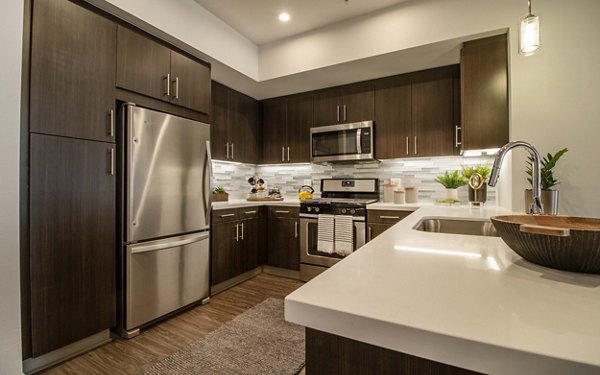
[118,103,211,338]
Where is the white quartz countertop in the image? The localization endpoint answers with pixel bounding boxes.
[212,199,301,210]
[285,205,600,375]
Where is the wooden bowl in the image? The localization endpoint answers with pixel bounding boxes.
[490,215,600,274]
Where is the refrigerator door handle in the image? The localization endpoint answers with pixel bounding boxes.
[203,140,213,225]
[130,232,209,254]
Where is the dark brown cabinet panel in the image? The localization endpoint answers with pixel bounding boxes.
[313,83,374,126]
[461,34,509,151]
[211,221,238,285]
[30,0,116,142]
[117,26,211,114]
[211,81,260,163]
[170,51,211,114]
[374,75,412,159]
[116,25,171,102]
[262,98,288,164]
[286,94,313,163]
[240,217,259,273]
[411,67,456,157]
[29,134,116,357]
[266,207,300,270]
[367,209,413,241]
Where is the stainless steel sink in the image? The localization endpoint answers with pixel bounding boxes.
[413,218,499,237]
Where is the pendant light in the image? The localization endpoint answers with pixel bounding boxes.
[519,0,541,55]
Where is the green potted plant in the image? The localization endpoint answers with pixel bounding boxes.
[462,164,491,206]
[212,186,229,202]
[435,170,467,201]
[525,148,568,215]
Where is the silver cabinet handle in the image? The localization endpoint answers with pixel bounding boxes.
[287,146,290,162]
[294,221,299,238]
[220,213,235,218]
[235,223,239,242]
[336,105,340,122]
[107,147,114,175]
[275,210,289,214]
[173,76,179,99]
[380,215,400,219]
[406,137,409,155]
[455,125,462,147]
[226,142,230,159]
[282,146,285,162]
[343,105,347,122]
[368,226,372,241]
[163,73,170,96]
[108,109,114,137]
[244,210,257,215]
[231,143,234,159]
[240,222,244,240]
[414,136,418,155]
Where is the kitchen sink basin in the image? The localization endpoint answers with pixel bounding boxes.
[414,218,499,237]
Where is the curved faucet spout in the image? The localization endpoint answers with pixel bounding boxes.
[488,141,544,215]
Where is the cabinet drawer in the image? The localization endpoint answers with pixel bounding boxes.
[212,208,239,223]
[269,206,299,218]
[367,209,412,224]
[239,207,260,219]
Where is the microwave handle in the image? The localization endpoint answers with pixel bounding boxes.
[356,128,362,154]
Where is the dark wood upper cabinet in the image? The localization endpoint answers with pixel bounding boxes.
[211,81,260,163]
[286,94,313,163]
[262,98,288,164]
[374,75,412,159]
[313,83,374,126]
[30,0,116,142]
[411,66,456,157]
[461,34,509,151]
[29,134,116,357]
[117,26,210,114]
[170,51,211,114]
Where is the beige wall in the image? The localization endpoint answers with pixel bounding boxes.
[0,0,24,373]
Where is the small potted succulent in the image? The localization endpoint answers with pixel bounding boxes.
[435,170,467,202]
[212,186,229,202]
[525,148,568,215]
[462,164,491,206]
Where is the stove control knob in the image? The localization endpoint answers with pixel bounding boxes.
[315,207,320,213]
[341,208,347,214]
[307,207,312,212]
[351,209,356,214]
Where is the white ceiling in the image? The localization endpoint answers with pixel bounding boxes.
[193,0,411,45]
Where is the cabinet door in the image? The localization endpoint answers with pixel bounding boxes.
[170,50,211,114]
[262,98,288,164]
[374,75,412,159]
[461,35,509,150]
[240,218,259,273]
[367,224,392,242]
[287,94,313,163]
[266,216,288,268]
[287,218,301,270]
[341,82,374,123]
[211,81,229,160]
[30,0,116,142]
[30,134,116,357]
[234,91,261,164]
[116,25,171,102]
[411,67,455,157]
[211,222,238,285]
[312,88,340,126]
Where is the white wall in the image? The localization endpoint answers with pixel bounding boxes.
[105,0,260,80]
[0,0,24,373]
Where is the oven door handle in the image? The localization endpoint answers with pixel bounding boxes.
[356,128,362,154]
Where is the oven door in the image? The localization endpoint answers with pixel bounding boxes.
[300,216,366,267]
[310,122,374,163]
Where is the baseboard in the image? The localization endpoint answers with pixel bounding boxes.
[262,265,301,280]
[22,330,111,374]
[210,267,262,295]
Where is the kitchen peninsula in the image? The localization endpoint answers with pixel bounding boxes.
[285,206,600,374]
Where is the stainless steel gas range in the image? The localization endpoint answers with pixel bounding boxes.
[299,178,379,281]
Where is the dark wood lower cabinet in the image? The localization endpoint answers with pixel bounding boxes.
[367,223,392,241]
[211,221,238,285]
[306,328,481,375]
[266,208,300,270]
[29,134,116,357]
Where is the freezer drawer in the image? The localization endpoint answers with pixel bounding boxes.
[125,231,209,330]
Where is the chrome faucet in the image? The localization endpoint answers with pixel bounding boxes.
[488,141,544,215]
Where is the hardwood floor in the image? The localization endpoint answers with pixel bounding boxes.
[42,274,303,374]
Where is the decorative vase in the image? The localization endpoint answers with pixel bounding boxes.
[468,183,488,206]
[445,188,459,201]
[524,189,559,215]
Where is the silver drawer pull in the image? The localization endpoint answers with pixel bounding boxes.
[380,215,400,219]
[275,210,290,214]
[244,211,257,214]
[220,213,235,218]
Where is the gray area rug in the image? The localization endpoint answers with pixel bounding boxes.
[140,298,305,375]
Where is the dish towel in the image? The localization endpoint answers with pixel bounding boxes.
[317,214,335,254]
[334,215,354,256]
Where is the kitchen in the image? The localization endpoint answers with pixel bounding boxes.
[1,0,600,374]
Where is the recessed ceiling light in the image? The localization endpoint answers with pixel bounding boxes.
[278,12,290,22]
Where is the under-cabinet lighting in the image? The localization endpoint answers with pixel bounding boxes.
[463,150,483,157]
[394,246,482,259]
[519,0,541,56]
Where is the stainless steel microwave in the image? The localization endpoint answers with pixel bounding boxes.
[310,121,375,163]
